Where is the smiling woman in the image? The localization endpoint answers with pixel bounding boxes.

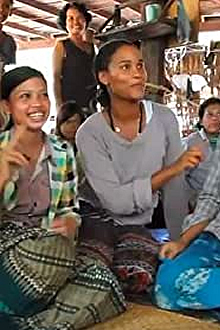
[0,65,80,320]
[0,65,79,235]
[53,1,96,114]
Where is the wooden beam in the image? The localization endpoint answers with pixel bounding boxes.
[17,0,111,31]
[200,19,220,31]
[13,8,59,31]
[5,21,51,39]
[200,0,220,16]
[116,0,141,13]
[18,38,56,50]
[17,0,57,15]
[17,0,110,21]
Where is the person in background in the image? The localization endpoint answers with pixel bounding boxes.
[53,1,96,116]
[56,100,85,155]
[0,0,16,71]
[184,97,220,211]
[76,39,203,295]
[0,0,16,131]
[154,142,220,312]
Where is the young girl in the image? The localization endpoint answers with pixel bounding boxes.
[56,100,85,154]
[76,39,203,294]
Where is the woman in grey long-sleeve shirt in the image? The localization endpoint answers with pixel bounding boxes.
[76,39,202,294]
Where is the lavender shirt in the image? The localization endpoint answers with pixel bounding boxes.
[76,100,188,239]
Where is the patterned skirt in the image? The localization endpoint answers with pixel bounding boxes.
[78,202,160,294]
[0,222,126,330]
[154,232,220,311]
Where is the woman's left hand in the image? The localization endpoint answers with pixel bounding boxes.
[51,216,78,238]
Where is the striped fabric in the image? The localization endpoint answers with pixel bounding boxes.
[0,223,126,330]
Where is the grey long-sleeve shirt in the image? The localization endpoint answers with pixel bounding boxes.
[76,100,188,239]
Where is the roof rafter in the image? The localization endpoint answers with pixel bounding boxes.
[5,21,51,39]
[16,0,57,16]
[13,8,59,31]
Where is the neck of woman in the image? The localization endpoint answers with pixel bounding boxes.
[15,126,44,148]
[110,99,141,122]
[69,32,85,45]
[206,131,219,139]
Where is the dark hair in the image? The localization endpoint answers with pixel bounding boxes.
[94,39,140,108]
[196,96,220,129]
[1,66,47,100]
[56,101,85,138]
[57,1,92,32]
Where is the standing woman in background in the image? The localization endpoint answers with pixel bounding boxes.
[0,0,17,132]
[53,1,96,115]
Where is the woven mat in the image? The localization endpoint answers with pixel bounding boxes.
[89,304,220,330]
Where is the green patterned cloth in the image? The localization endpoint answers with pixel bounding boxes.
[0,223,126,330]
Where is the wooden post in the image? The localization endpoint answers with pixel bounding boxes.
[141,1,168,103]
[142,37,167,103]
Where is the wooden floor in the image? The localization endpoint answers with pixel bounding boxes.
[89,304,220,330]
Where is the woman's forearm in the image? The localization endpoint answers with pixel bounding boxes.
[152,162,180,192]
[152,146,203,191]
[180,220,209,247]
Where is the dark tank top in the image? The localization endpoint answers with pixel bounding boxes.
[61,39,96,108]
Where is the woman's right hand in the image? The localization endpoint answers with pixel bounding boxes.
[174,146,203,175]
[0,126,30,190]
[159,240,187,259]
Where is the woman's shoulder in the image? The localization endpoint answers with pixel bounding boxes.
[54,38,69,51]
[55,37,69,45]
[148,101,178,127]
[77,112,103,136]
[183,130,203,146]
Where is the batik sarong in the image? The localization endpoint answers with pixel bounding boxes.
[154,232,220,311]
[78,202,160,294]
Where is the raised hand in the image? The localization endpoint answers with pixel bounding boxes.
[0,125,30,191]
[174,146,204,175]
